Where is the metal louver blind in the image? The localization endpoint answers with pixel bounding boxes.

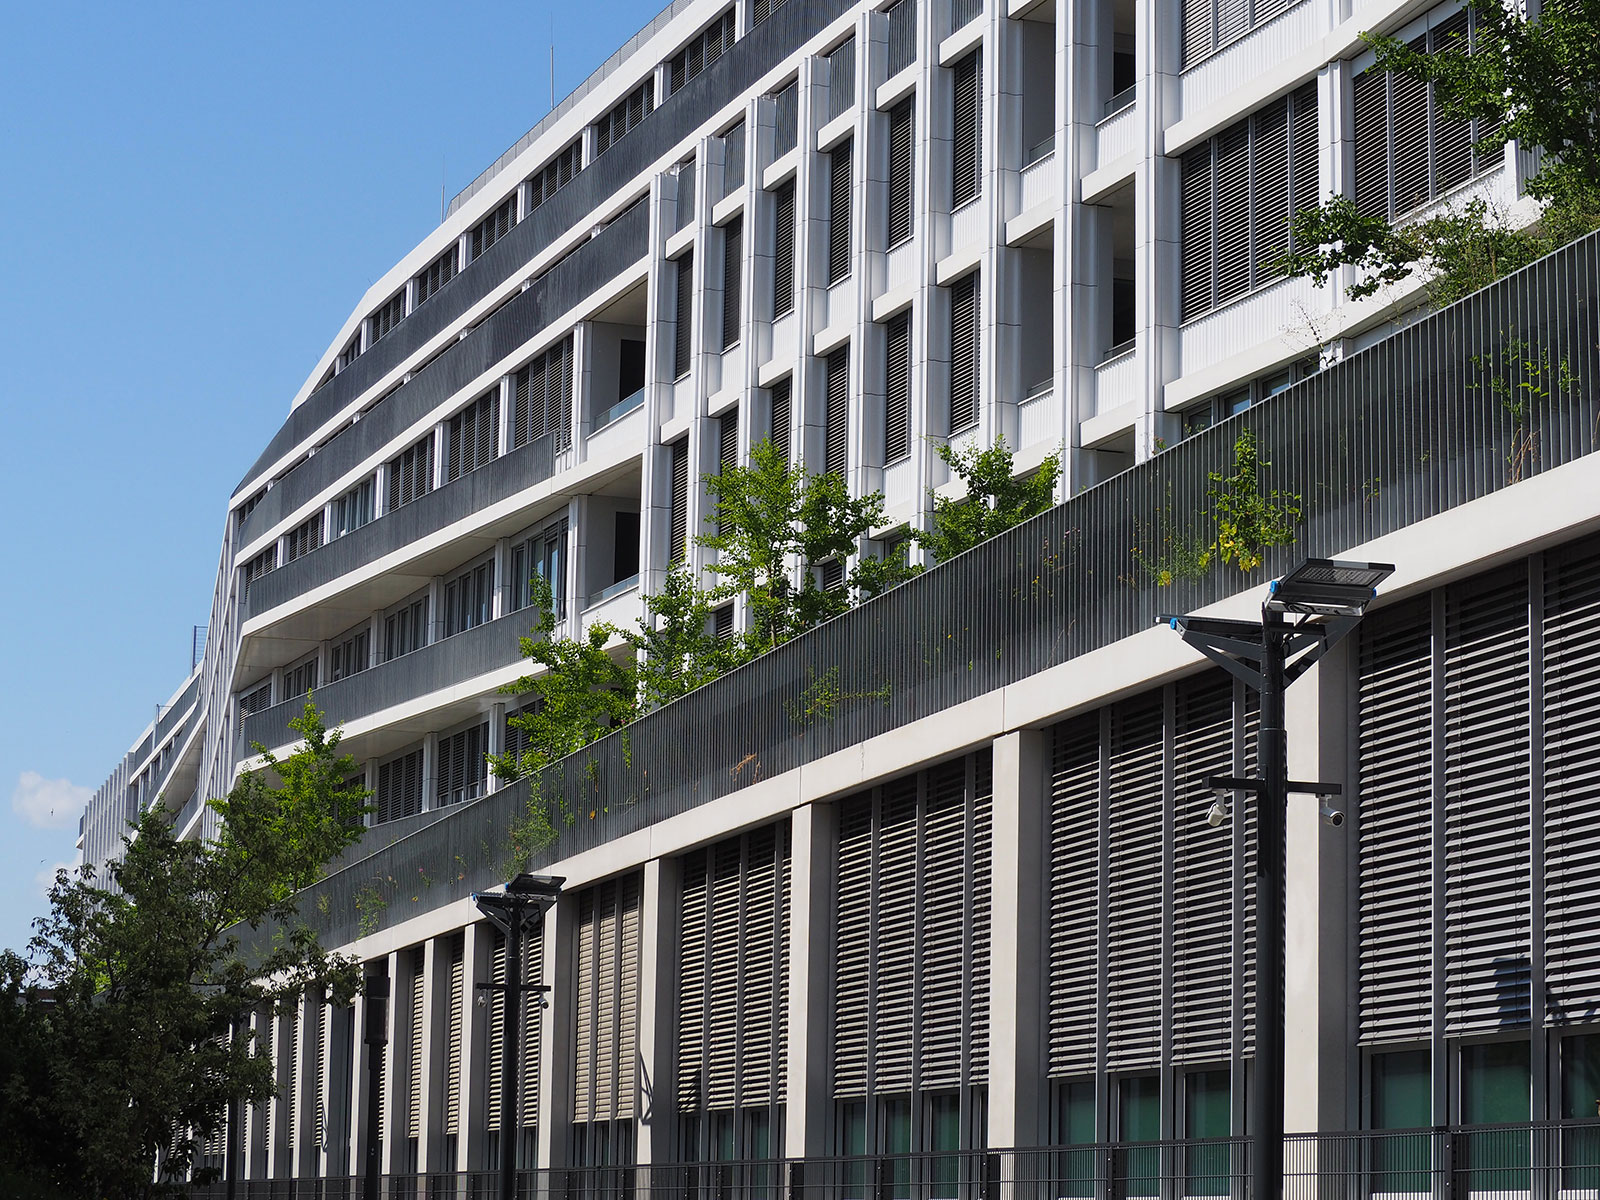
[521,918,545,1132]
[827,37,856,121]
[407,952,424,1140]
[674,253,694,379]
[1391,44,1430,214]
[1180,148,1214,321]
[887,0,916,73]
[1181,0,1215,65]
[447,389,500,482]
[706,839,743,1108]
[283,1003,301,1161]
[834,754,990,1100]
[773,180,796,317]
[949,274,978,432]
[1104,697,1165,1071]
[1171,678,1235,1063]
[1544,540,1600,1016]
[1356,598,1435,1044]
[721,216,743,352]
[444,937,464,1137]
[487,932,507,1130]
[828,141,853,285]
[833,796,873,1098]
[951,53,981,207]
[1352,66,1388,219]
[669,438,690,564]
[873,778,918,1094]
[825,348,849,477]
[514,338,575,452]
[740,824,787,1106]
[387,436,434,511]
[887,99,914,247]
[919,762,968,1088]
[770,378,791,465]
[1049,715,1100,1076]
[376,749,423,824]
[1252,97,1290,284]
[574,874,642,1123]
[884,311,911,462]
[311,1001,327,1148]
[1214,122,1251,304]
[677,852,709,1112]
[1444,565,1532,1034]
[719,411,738,472]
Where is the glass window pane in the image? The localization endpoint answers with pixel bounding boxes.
[1561,1035,1600,1188]
[1055,1080,1096,1199]
[1118,1076,1160,1199]
[1370,1050,1431,1194]
[1185,1070,1231,1197]
[1460,1042,1530,1192]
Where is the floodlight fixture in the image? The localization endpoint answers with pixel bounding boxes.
[1265,558,1395,616]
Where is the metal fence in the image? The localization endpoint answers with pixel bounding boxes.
[184,1122,1600,1200]
[240,229,1600,952]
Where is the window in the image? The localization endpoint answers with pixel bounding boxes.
[437,722,490,806]
[443,559,494,638]
[667,10,734,96]
[384,594,430,661]
[884,311,911,462]
[1184,1071,1231,1194]
[239,680,272,717]
[818,557,845,592]
[1369,1049,1431,1193]
[331,478,373,539]
[369,290,406,345]
[513,337,574,452]
[718,411,739,534]
[511,520,568,617]
[1179,83,1318,320]
[470,195,517,261]
[825,347,849,477]
[415,244,459,307]
[951,53,982,208]
[1182,0,1298,67]
[1182,359,1315,438]
[751,0,790,25]
[669,438,690,564]
[446,389,499,482]
[595,79,654,156]
[337,332,362,372]
[283,512,323,564]
[234,491,264,533]
[772,180,796,318]
[329,626,369,681]
[712,604,735,641]
[949,274,979,432]
[527,140,582,212]
[720,217,743,352]
[887,99,915,248]
[283,654,318,703]
[240,546,276,601]
[673,253,695,380]
[375,749,423,823]
[1353,11,1500,222]
[387,435,434,511]
[770,378,792,465]
[828,141,853,285]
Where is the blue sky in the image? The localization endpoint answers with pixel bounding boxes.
[0,0,665,953]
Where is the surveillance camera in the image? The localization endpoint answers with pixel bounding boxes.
[477,992,488,1008]
[1319,797,1345,828]
[1206,797,1230,828]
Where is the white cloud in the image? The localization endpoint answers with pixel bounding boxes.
[33,860,75,900]
[11,771,91,830]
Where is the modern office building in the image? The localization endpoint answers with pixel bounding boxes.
[84,0,1600,1189]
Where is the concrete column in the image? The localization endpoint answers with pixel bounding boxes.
[539,893,579,1170]
[380,950,405,1176]
[1283,644,1352,1133]
[348,989,369,1177]
[419,935,448,1171]
[989,729,1051,1149]
[460,920,493,1171]
[637,856,682,1165]
[245,1007,271,1178]
[785,801,839,1157]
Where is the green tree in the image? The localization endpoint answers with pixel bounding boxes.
[0,701,367,1199]
[698,437,904,649]
[919,436,1063,566]
[1282,0,1600,302]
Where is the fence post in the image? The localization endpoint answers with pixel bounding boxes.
[787,1159,804,1200]
[1439,1128,1456,1200]
[983,1152,1000,1200]
[1103,1148,1122,1200]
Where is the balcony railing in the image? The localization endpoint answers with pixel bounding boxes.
[183,1122,1600,1200]
[243,230,1600,952]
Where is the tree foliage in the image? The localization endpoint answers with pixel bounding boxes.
[1281,0,1600,302]
[919,437,1062,566]
[497,435,1061,784]
[0,702,368,1199]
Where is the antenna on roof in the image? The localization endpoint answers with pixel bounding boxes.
[550,16,556,112]
[440,156,446,224]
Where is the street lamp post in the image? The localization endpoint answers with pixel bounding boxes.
[473,873,565,1200]
[363,974,391,1200]
[1164,558,1393,1200]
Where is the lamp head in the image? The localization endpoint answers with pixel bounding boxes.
[1267,559,1395,616]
